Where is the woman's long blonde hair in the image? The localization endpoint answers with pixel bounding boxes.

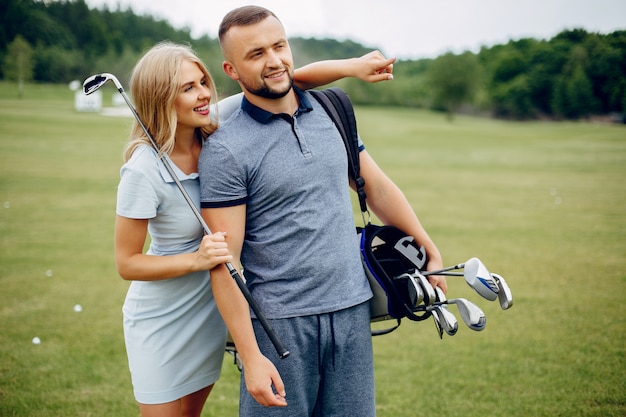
[123,41,219,162]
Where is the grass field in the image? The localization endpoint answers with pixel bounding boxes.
[1,81,625,417]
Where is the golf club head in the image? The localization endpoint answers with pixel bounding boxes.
[413,272,436,305]
[83,73,122,95]
[431,307,444,339]
[463,257,499,301]
[435,306,459,336]
[393,273,424,308]
[449,298,486,331]
[83,74,109,95]
[431,286,445,338]
[491,273,513,310]
[429,286,458,337]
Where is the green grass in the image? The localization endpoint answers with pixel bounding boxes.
[1,81,625,416]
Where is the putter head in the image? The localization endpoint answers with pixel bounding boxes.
[491,273,513,310]
[463,258,499,301]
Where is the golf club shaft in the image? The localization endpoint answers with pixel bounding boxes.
[420,262,465,276]
[94,75,289,359]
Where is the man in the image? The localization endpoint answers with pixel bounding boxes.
[199,6,446,416]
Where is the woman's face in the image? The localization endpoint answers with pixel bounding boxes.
[174,60,212,134]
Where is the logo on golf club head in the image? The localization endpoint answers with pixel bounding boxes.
[464,257,498,301]
[394,236,427,271]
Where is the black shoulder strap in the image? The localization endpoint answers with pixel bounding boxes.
[310,87,368,214]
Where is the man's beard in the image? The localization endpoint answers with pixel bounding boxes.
[242,71,294,99]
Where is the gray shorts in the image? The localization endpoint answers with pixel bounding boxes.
[240,302,375,417]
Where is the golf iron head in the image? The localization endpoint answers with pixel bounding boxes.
[393,272,425,308]
[83,73,123,95]
[491,273,513,310]
[431,287,458,337]
[447,298,486,331]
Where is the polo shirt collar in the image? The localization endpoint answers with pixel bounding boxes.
[241,86,313,124]
[157,152,199,183]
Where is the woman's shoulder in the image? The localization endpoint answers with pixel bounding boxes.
[214,92,243,123]
[126,144,157,165]
[121,144,159,176]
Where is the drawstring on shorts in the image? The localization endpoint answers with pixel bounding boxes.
[316,312,337,375]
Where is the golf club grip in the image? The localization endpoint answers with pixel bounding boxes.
[226,264,290,359]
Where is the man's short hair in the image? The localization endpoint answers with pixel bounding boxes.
[218,6,278,43]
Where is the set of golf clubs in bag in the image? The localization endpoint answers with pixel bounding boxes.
[360,221,513,339]
[370,256,513,338]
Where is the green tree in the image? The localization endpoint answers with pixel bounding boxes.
[4,35,34,98]
[551,45,597,119]
[427,52,480,120]
[33,46,86,83]
[567,66,596,118]
[492,74,535,119]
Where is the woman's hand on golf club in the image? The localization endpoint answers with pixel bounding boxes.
[194,232,232,271]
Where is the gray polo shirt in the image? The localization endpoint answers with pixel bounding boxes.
[199,88,372,319]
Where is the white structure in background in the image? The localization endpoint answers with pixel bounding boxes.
[112,93,126,107]
[70,79,102,112]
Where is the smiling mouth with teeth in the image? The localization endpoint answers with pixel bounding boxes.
[266,69,287,80]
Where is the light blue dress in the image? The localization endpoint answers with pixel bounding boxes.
[117,144,227,404]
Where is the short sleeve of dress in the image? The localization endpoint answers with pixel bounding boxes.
[116,148,160,219]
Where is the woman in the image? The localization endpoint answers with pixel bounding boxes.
[114,41,394,417]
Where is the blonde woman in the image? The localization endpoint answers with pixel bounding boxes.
[114,41,394,417]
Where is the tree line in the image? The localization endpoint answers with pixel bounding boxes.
[2,0,625,120]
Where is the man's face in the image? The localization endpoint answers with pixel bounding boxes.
[221,16,294,99]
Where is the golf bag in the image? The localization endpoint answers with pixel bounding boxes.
[311,88,433,335]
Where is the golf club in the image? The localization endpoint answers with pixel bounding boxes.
[411,272,436,305]
[431,306,444,339]
[428,283,443,338]
[491,273,513,310]
[422,257,499,302]
[416,290,486,331]
[433,307,459,335]
[393,272,424,308]
[445,298,486,331]
[83,73,290,359]
[429,287,458,337]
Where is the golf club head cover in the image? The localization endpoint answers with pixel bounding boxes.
[359,223,432,323]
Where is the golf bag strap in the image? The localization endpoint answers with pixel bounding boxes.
[371,322,401,336]
[311,88,405,336]
[310,88,368,214]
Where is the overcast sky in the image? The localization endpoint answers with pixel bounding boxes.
[85,0,626,59]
